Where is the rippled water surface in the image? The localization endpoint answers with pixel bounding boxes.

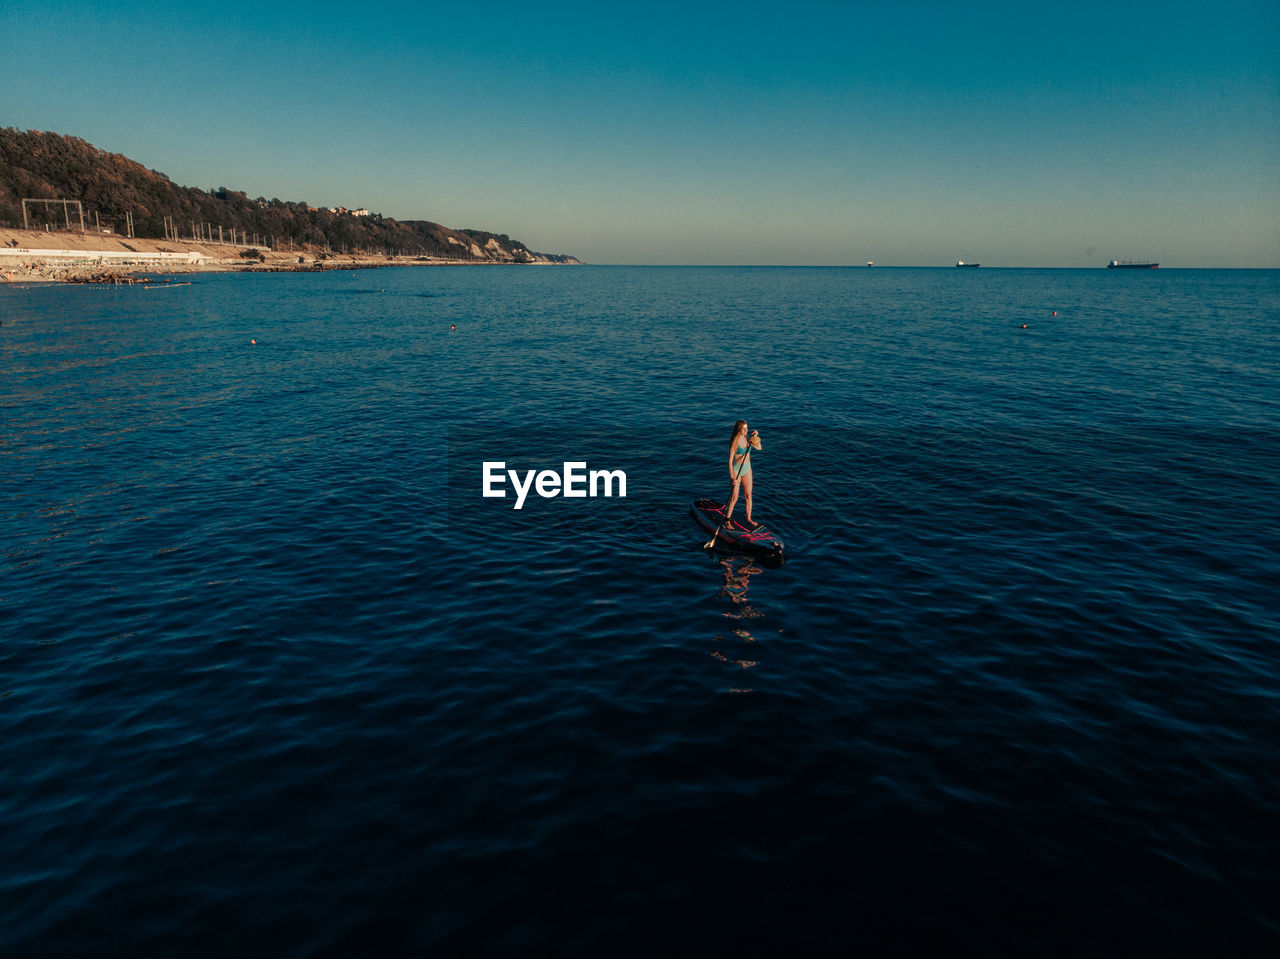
[3,267,1278,955]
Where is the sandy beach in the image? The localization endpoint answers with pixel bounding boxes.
[0,227,501,283]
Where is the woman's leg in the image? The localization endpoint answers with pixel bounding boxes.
[726,476,741,519]
[742,471,754,524]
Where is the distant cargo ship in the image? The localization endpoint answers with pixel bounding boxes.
[1107,260,1159,269]
[956,260,979,268]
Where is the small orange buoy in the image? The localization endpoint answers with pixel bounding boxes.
[1052,311,1058,316]
[1021,324,1027,329]
[251,338,257,344]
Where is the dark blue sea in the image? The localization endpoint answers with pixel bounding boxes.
[3,266,1278,956]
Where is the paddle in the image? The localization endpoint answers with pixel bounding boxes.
[704,433,755,549]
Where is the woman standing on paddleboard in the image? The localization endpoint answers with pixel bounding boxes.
[725,419,762,528]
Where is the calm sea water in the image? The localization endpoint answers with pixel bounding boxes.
[3,266,1278,955]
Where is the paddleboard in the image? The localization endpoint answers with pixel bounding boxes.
[691,498,785,559]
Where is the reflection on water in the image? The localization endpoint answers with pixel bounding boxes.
[710,555,767,688]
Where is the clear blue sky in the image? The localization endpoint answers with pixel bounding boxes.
[3,0,1277,265]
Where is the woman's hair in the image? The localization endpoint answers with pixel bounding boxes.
[728,419,747,445]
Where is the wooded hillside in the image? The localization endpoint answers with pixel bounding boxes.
[0,128,578,263]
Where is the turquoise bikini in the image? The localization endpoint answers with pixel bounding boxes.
[733,443,752,477]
